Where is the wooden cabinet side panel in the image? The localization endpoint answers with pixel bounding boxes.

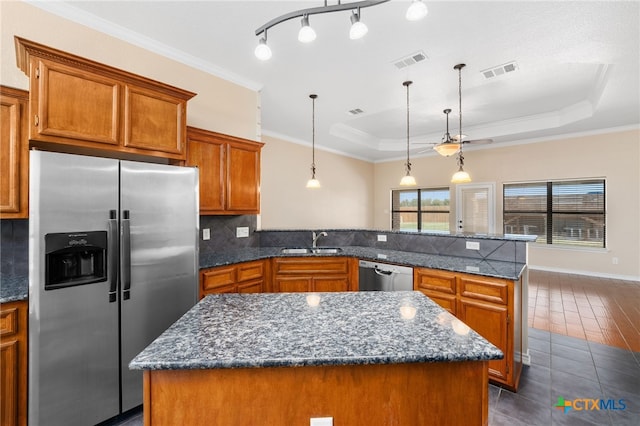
[0,87,28,218]
[124,85,185,156]
[34,59,120,145]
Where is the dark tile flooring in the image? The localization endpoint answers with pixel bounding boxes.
[109,327,640,426]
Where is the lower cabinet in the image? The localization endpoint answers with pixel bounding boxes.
[271,257,358,293]
[0,300,28,426]
[414,267,523,391]
[200,260,267,297]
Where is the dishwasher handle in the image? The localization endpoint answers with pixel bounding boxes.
[374,267,393,276]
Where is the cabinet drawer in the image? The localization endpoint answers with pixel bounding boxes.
[0,307,18,337]
[273,258,349,275]
[237,260,264,283]
[414,269,456,295]
[459,276,509,305]
[202,266,236,291]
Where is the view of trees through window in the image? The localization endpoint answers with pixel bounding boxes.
[503,179,605,248]
[392,188,450,232]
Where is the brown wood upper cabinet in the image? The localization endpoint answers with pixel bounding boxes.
[14,37,196,161]
[0,86,29,219]
[186,127,263,215]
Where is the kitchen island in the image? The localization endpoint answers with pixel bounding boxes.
[130,291,502,425]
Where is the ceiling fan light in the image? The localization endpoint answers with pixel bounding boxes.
[433,142,460,157]
[406,0,428,21]
[254,37,272,61]
[451,169,471,184]
[349,11,368,39]
[298,16,316,43]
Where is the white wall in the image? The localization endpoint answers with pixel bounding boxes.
[260,135,374,229]
[373,129,640,280]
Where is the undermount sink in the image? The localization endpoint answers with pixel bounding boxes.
[280,247,343,255]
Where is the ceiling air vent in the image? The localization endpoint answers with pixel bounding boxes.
[481,61,518,79]
[392,50,428,70]
[347,108,364,116]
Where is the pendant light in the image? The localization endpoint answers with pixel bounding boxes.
[306,94,321,189]
[400,81,417,186]
[451,64,471,184]
[406,0,428,21]
[349,8,368,40]
[298,15,317,43]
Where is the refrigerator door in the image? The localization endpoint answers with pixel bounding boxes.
[119,160,198,411]
[29,151,120,425]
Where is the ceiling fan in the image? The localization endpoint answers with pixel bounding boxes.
[414,108,493,156]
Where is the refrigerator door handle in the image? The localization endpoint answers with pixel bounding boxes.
[108,210,119,302]
[121,210,131,300]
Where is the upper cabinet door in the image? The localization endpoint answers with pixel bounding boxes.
[123,83,186,156]
[32,58,120,146]
[186,128,225,213]
[0,86,29,218]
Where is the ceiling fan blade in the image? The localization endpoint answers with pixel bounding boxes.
[462,138,493,145]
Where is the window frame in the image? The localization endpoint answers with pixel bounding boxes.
[391,187,451,233]
[503,178,606,248]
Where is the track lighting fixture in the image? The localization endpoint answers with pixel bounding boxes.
[406,0,428,21]
[298,15,317,43]
[254,0,428,60]
[349,9,368,40]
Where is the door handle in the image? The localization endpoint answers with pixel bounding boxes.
[121,210,131,300]
[107,210,118,303]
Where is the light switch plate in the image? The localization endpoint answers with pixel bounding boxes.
[466,241,480,250]
[236,227,249,238]
[202,228,210,240]
[310,417,333,426]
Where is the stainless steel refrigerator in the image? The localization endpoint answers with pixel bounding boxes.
[28,150,199,425]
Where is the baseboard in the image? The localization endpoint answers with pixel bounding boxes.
[517,349,531,367]
[528,265,640,282]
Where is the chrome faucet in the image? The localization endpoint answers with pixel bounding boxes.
[312,231,328,248]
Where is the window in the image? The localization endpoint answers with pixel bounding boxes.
[392,188,450,232]
[503,179,605,248]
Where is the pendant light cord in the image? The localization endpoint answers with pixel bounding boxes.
[456,64,465,170]
[403,80,412,174]
[310,94,317,177]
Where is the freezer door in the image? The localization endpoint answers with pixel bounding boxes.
[29,151,120,425]
[119,161,198,411]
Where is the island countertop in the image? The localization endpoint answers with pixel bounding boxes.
[129,291,503,371]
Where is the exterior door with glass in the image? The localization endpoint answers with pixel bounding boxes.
[456,183,495,234]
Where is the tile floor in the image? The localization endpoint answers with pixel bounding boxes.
[107,271,640,426]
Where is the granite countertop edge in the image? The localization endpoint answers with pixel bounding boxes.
[200,246,527,281]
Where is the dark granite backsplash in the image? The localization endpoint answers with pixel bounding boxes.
[199,215,259,255]
[0,219,28,279]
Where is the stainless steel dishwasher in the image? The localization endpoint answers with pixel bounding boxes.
[358,260,413,291]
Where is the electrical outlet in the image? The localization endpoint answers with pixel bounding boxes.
[236,227,249,238]
[202,228,210,240]
[377,234,387,242]
[310,417,333,426]
[466,241,480,250]
[377,253,388,259]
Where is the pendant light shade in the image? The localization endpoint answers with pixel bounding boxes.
[400,81,416,187]
[306,94,321,189]
[451,63,472,184]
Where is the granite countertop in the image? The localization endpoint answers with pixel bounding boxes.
[200,246,527,281]
[129,291,503,371]
[0,273,28,303]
